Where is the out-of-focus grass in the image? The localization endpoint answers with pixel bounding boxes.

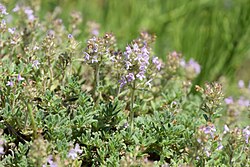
[4,0,250,84]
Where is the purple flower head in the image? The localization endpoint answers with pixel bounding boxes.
[136,71,146,81]
[33,45,40,51]
[237,97,249,107]
[141,46,149,57]
[8,27,15,34]
[1,19,6,26]
[68,34,73,39]
[67,143,83,160]
[43,155,57,167]
[242,126,250,144]
[0,4,8,15]
[152,56,161,71]
[32,60,40,69]
[224,96,234,105]
[0,138,4,155]
[0,146,4,155]
[238,80,245,89]
[204,147,211,157]
[125,46,132,59]
[12,5,20,12]
[223,125,230,134]
[6,80,14,87]
[152,56,159,64]
[126,73,135,82]
[133,43,139,52]
[83,52,90,61]
[145,79,153,89]
[216,142,223,151]
[187,59,201,74]
[119,76,127,88]
[201,124,216,138]
[125,61,132,70]
[47,30,55,37]
[139,62,147,72]
[180,59,186,67]
[17,74,24,82]
[91,56,98,63]
[24,7,35,21]
[92,29,99,36]
[171,51,179,58]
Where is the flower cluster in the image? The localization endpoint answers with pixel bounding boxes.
[196,82,224,108]
[224,80,250,124]
[0,3,8,16]
[119,33,160,88]
[42,155,58,167]
[166,51,182,73]
[6,74,25,87]
[67,143,83,160]
[83,33,116,65]
[196,123,223,158]
[242,126,250,144]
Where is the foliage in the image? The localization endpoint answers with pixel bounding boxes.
[0,2,249,167]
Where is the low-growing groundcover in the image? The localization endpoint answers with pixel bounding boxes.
[0,4,249,167]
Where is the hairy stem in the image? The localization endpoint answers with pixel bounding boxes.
[129,80,136,130]
[26,102,37,139]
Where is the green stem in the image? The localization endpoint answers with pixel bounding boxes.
[26,102,37,139]
[130,81,136,131]
[93,64,101,105]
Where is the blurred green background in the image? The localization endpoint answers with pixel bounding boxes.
[4,0,250,84]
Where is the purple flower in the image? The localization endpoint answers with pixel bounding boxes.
[91,56,98,63]
[201,124,216,138]
[145,79,152,89]
[187,59,201,74]
[0,4,8,15]
[136,71,146,81]
[6,80,14,87]
[68,34,73,39]
[1,19,6,26]
[125,61,132,70]
[152,56,161,71]
[242,126,250,144]
[126,73,135,82]
[238,80,245,89]
[17,74,24,82]
[12,5,20,12]
[133,43,139,52]
[119,76,127,88]
[223,125,230,134]
[204,147,211,157]
[237,97,249,107]
[8,27,15,34]
[92,29,99,36]
[125,46,132,59]
[0,146,4,155]
[180,59,186,67]
[33,45,40,51]
[32,60,40,69]
[43,155,57,167]
[83,52,90,61]
[216,142,223,150]
[171,51,179,58]
[0,138,4,155]
[139,62,147,72]
[224,96,234,105]
[24,7,35,21]
[67,143,83,160]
